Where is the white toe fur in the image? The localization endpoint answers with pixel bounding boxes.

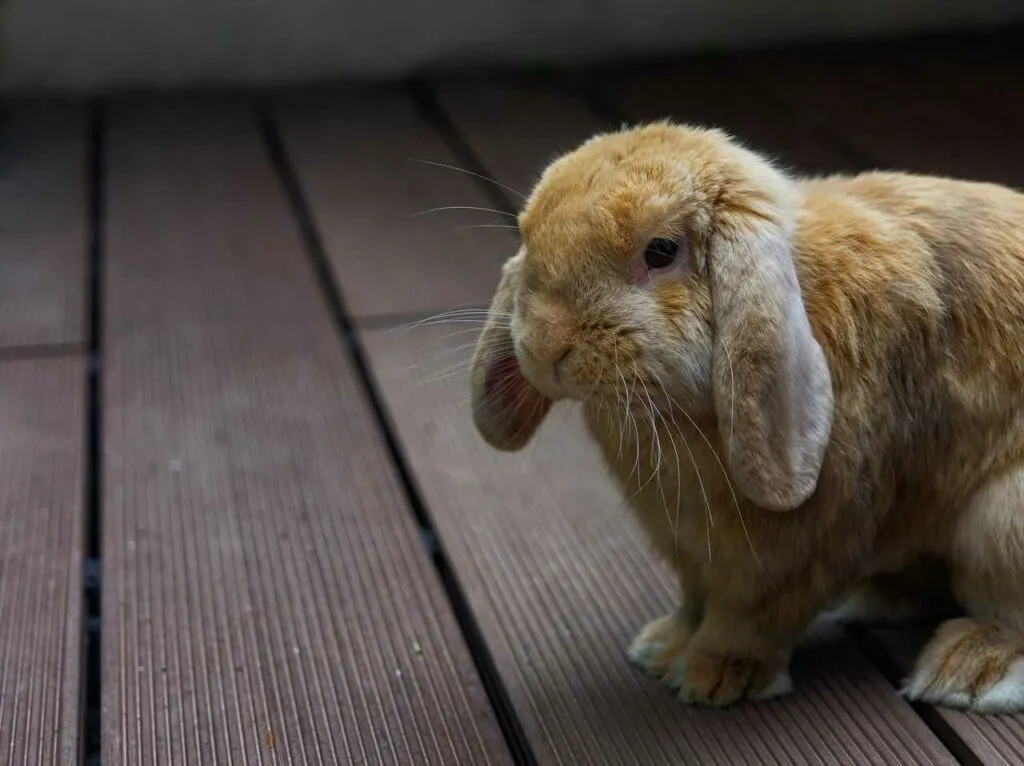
[973,660,1024,713]
[661,657,686,690]
[627,637,665,671]
[903,656,1024,713]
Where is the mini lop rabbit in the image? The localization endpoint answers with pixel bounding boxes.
[470,121,1024,713]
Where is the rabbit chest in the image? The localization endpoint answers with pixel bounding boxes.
[582,402,758,570]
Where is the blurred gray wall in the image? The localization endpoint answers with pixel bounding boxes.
[2,0,1023,92]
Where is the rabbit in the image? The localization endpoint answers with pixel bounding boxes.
[469,120,1024,713]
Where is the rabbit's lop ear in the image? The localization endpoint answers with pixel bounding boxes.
[710,211,834,511]
[470,252,552,451]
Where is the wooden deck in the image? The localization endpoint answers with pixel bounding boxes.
[2,30,1024,765]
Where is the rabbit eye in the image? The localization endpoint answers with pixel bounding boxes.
[643,238,679,270]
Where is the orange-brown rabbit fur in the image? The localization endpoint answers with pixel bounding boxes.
[470,121,1024,712]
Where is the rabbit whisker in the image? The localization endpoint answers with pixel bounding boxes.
[413,205,518,219]
[658,380,769,580]
[390,307,511,335]
[612,340,627,461]
[647,386,685,560]
[624,369,645,489]
[637,375,672,536]
[657,401,691,565]
[414,326,494,350]
[409,338,502,376]
[649,371,715,563]
[721,343,737,461]
[399,316,508,333]
[453,223,522,233]
[413,364,475,386]
[407,157,527,201]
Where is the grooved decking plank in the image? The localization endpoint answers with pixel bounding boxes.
[361,325,957,765]
[101,98,512,765]
[0,104,87,349]
[273,89,512,321]
[0,357,84,764]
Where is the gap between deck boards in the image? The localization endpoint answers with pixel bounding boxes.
[254,100,540,766]
[80,100,105,766]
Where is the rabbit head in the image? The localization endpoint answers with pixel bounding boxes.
[470,122,834,511]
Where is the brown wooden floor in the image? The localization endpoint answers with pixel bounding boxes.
[2,29,1024,765]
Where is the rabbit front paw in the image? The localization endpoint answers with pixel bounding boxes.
[670,648,792,706]
[627,613,694,680]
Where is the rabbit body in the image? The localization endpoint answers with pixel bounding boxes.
[470,122,1024,712]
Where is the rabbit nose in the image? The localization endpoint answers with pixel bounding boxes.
[521,301,574,365]
[523,337,573,366]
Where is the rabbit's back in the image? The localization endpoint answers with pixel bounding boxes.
[789,172,1024,555]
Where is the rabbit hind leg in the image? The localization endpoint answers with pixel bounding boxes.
[903,467,1024,713]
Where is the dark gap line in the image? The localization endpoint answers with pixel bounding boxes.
[81,100,105,766]
[406,80,519,216]
[0,341,87,363]
[850,627,984,766]
[253,99,539,766]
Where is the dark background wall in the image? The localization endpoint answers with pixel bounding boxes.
[2,0,1023,92]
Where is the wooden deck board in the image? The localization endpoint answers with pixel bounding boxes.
[0,357,84,764]
[360,323,957,765]
[101,99,512,765]
[0,104,88,350]
[273,89,512,321]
